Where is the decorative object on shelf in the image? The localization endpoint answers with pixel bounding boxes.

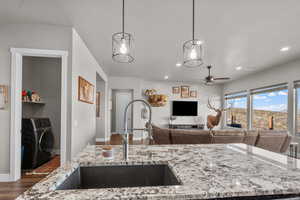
[96,92,100,117]
[22,89,31,102]
[144,89,157,96]
[190,90,197,98]
[112,0,134,63]
[206,98,228,130]
[182,0,204,68]
[0,85,8,110]
[22,89,42,103]
[144,89,168,107]
[172,86,180,94]
[181,86,190,98]
[78,76,94,104]
[31,92,41,102]
[204,65,231,85]
[148,95,168,107]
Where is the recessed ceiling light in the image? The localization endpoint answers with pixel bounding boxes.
[280,46,290,52]
[164,75,169,80]
[176,63,182,67]
[235,66,242,71]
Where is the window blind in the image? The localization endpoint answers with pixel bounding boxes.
[250,83,288,95]
[294,81,300,89]
[224,91,247,100]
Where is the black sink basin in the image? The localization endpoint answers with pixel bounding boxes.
[56,164,181,190]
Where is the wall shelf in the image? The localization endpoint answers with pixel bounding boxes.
[22,101,45,105]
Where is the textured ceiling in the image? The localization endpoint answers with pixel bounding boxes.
[1,0,300,83]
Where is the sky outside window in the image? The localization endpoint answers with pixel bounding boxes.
[252,89,288,130]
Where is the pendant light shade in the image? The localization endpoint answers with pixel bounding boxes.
[183,0,204,68]
[112,32,134,63]
[112,0,134,63]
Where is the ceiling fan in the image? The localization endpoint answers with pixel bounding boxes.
[204,65,231,85]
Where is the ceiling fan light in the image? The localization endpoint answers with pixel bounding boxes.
[183,40,204,68]
[205,81,214,86]
[112,32,134,63]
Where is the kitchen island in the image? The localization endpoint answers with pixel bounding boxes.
[17,144,300,200]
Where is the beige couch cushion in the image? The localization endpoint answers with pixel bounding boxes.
[171,129,211,144]
[211,129,245,144]
[152,125,171,144]
[243,130,259,145]
[255,130,287,153]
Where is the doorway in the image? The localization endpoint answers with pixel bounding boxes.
[21,56,61,176]
[10,48,68,181]
[111,89,133,134]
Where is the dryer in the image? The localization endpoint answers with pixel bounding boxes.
[22,118,54,169]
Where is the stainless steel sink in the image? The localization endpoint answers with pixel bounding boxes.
[56,164,181,190]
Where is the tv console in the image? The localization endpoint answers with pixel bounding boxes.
[169,124,204,130]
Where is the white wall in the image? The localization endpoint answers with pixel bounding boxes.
[22,56,62,152]
[71,29,108,158]
[0,24,109,176]
[108,77,144,139]
[141,80,222,129]
[0,23,72,174]
[108,76,223,140]
[223,59,300,94]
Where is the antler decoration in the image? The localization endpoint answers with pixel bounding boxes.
[207,98,218,112]
[206,98,227,130]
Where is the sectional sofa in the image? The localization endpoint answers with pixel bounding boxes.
[151,124,292,153]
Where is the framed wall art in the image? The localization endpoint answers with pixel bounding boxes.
[190,90,197,98]
[96,92,100,117]
[172,86,180,94]
[181,86,190,98]
[78,76,95,104]
[0,85,8,110]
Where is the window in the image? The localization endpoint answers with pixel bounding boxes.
[295,81,300,135]
[225,91,247,128]
[251,84,288,131]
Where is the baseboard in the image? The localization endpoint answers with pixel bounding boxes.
[96,138,109,142]
[0,173,11,182]
[52,149,61,155]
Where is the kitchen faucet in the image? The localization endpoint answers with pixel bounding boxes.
[123,99,152,160]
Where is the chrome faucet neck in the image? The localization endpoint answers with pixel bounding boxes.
[123,99,152,160]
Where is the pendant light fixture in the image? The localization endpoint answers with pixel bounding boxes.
[112,0,134,63]
[183,0,204,68]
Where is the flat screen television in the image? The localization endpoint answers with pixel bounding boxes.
[172,101,198,116]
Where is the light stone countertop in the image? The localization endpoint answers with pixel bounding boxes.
[16,144,300,200]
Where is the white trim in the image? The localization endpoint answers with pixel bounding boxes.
[96,138,109,142]
[0,174,11,182]
[10,48,68,57]
[9,48,68,182]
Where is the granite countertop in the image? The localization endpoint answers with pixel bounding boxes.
[17,144,300,200]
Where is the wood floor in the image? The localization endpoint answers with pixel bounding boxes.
[0,156,60,200]
[0,135,148,200]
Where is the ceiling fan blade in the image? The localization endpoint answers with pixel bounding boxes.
[213,77,231,80]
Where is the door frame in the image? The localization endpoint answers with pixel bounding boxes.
[10,48,68,181]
